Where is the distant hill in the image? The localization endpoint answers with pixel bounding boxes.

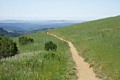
[0,20,83,24]
[0,20,83,34]
[0,28,20,37]
[0,28,8,36]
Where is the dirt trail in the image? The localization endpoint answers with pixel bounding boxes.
[48,32,100,80]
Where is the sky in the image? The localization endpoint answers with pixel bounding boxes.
[0,0,120,20]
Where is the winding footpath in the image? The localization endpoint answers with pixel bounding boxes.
[48,32,100,80]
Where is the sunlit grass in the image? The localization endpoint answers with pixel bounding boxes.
[50,16,120,80]
[0,32,77,80]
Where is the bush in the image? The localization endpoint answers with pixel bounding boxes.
[0,36,18,59]
[44,41,57,51]
[19,36,34,45]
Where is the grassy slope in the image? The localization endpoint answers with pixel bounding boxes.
[0,32,76,80]
[50,16,120,80]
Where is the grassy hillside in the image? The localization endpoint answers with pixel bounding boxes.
[0,32,76,80]
[50,16,120,80]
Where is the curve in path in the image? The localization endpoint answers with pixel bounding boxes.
[48,32,100,80]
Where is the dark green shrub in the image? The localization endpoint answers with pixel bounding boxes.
[0,36,18,59]
[19,36,34,45]
[44,41,57,51]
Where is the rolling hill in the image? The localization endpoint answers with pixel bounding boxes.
[0,28,20,37]
[50,16,120,80]
[0,20,83,34]
[0,32,77,80]
[1,16,120,80]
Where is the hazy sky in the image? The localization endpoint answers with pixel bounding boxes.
[0,0,120,20]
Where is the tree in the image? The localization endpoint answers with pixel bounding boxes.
[0,36,18,59]
[44,41,57,51]
[19,36,34,45]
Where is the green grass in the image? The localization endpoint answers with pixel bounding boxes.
[0,32,77,80]
[50,16,120,80]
